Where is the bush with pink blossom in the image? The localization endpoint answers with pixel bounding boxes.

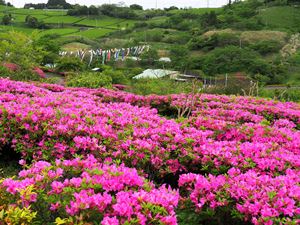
[0,155,179,225]
[0,78,300,225]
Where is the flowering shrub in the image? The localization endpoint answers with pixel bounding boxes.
[0,155,179,225]
[179,169,300,225]
[0,78,300,224]
[32,67,46,79]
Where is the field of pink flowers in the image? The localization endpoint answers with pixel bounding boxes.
[0,78,299,225]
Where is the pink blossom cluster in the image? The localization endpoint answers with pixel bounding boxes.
[179,168,300,225]
[1,155,179,224]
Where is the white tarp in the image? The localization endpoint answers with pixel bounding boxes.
[133,69,178,79]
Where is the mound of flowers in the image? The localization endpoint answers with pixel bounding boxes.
[0,155,179,225]
[0,78,299,224]
[179,168,300,225]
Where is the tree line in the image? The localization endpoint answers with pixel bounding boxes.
[24,0,72,9]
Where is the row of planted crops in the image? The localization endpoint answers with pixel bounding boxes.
[0,78,299,225]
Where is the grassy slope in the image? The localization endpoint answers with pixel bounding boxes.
[169,7,221,14]
[259,6,300,32]
[71,28,114,39]
[259,6,300,85]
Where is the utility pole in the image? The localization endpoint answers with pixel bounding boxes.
[207,0,209,8]
[155,0,158,9]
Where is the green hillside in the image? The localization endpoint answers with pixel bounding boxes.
[259,6,300,32]
[0,1,299,88]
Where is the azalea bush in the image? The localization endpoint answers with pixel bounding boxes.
[0,155,179,225]
[179,169,300,225]
[0,78,299,224]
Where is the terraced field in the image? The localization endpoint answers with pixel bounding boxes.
[0,6,137,39]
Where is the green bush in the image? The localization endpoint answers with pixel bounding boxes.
[56,57,85,72]
[139,48,159,67]
[143,30,164,42]
[288,50,300,65]
[103,69,129,84]
[0,32,45,70]
[266,0,288,7]
[2,14,12,25]
[249,40,283,55]
[188,33,240,51]
[128,67,144,77]
[130,78,197,96]
[259,88,300,102]
[0,68,41,82]
[66,72,112,88]
[162,33,191,44]
[199,46,273,77]
[0,66,11,78]
[231,17,264,30]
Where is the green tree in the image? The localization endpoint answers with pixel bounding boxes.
[47,0,72,9]
[201,11,218,28]
[130,4,143,10]
[287,0,300,4]
[0,31,45,70]
[35,34,61,64]
[200,46,260,75]
[140,48,159,67]
[197,45,284,84]
[2,14,12,25]
[170,46,191,72]
[25,15,39,28]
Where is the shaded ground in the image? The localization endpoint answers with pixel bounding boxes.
[0,146,21,179]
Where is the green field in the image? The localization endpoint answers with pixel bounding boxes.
[0,6,138,40]
[62,42,91,50]
[0,25,35,34]
[42,15,83,24]
[3,8,67,16]
[0,6,223,42]
[259,6,300,32]
[39,28,79,36]
[76,17,122,27]
[70,28,114,39]
[169,7,221,14]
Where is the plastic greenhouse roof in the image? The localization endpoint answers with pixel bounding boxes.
[133,69,178,79]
